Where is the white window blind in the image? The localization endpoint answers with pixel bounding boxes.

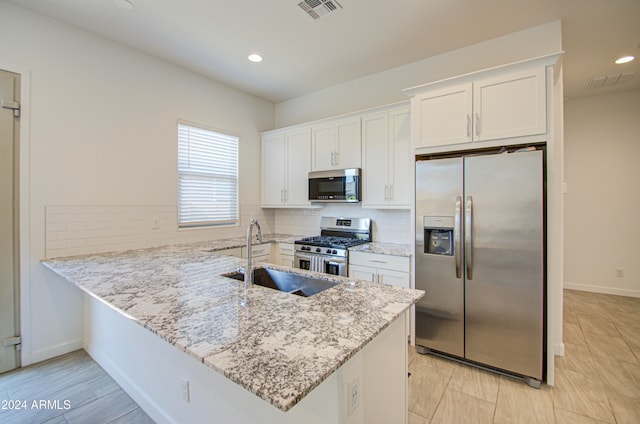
[178,122,239,228]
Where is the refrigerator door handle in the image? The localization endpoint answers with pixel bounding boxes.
[454,196,462,279]
[465,196,473,280]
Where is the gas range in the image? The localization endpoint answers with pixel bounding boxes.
[294,217,371,275]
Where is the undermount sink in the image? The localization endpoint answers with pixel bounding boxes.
[223,268,338,297]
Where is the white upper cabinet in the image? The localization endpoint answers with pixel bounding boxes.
[412,67,546,149]
[311,116,361,171]
[362,106,411,208]
[473,68,546,141]
[414,83,473,147]
[261,127,312,207]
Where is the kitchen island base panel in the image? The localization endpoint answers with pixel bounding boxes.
[83,294,408,424]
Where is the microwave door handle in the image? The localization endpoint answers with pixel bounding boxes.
[454,196,462,279]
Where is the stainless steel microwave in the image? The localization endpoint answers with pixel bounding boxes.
[308,168,361,203]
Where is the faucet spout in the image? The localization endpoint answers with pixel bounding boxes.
[244,218,262,292]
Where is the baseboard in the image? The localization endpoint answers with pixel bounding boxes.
[23,338,83,366]
[563,282,640,298]
[84,342,173,424]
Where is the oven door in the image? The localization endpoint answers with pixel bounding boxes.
[294,252,347,276]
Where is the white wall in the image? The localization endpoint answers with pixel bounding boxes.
[275,21,563,127]
[564,89,640,297]
[0,2,275,365]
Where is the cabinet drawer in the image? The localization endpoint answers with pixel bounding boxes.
[278,243,294,254]
[251,244,272,256]
[349,251,409,272]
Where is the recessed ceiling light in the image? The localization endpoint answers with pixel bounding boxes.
[114,0,135,11]
[248,53,263,63]
[614,55,635,64]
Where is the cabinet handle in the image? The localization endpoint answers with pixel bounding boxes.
[379,274,384,284]
[280,190,284,203]
[384,185,388,201]
[389,184,393,201]
[330,151,335,167]
[334,151,339,166]
[284,189,288,202]
[467,114,471,138]
[368,259,387,264]
[475,113,481,137]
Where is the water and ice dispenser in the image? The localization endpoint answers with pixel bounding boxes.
[423,216,454,256]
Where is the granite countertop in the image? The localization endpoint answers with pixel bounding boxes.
[41,239,423,412]
[349,242,412,257]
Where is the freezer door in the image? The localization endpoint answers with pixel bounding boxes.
[464,150,544,379]
[415,157,464,357]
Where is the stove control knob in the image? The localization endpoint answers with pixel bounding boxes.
[326,249,332,254]
[332,250,338,254]
[315,248,321,253]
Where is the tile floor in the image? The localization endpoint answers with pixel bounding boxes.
[1,289,638,423]
[408,289,640,424]
[0,350,153,424]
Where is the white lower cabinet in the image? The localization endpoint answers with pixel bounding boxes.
[276,243,295,268]
[241,243,273,264]
[348,251,410,288]
[350,251,411,339]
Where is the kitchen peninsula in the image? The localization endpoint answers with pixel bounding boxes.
[42,240,423,424]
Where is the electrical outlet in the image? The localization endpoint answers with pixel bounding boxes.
[180,378,190,403]
[348,376,360,416]
[616,268,624,277]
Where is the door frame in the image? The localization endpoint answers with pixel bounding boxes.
[0,63,31,369]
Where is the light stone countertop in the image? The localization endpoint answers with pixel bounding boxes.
[41,238,423,412]
[348,242,412,257]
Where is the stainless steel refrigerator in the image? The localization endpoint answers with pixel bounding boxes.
[415,148,544,387]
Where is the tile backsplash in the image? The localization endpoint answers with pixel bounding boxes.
[45,203,411,258]
[273,204,411,244]
[45,204,274,258]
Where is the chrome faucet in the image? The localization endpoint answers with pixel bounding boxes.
[244,218,262,290]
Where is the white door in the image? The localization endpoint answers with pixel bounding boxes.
[285,128,311,205]
[261,133,285,206]
[0,69,20,373]
[473,68,546,141]
[311,123,334,171]
[362,111,389,207]
[389,107,411,207]
[334,117,361,169]
[414,83,472,148]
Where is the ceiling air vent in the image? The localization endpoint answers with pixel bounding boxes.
[586,72,636,90]
[298,0,342,20]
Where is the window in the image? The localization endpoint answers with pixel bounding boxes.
[178,121,239,228]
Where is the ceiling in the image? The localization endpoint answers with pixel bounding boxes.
[8,0,640,103]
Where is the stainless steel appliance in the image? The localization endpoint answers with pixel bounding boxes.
[415,147,545,387]
[308,168,361,203]
[294,217,371,276]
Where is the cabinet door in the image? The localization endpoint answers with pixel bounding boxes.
[311,123,335,171]
[361,111,390,207]
[261,133,285,206]
[349,264,376,282]
[414,83,472,148]
[389,107,411,207]
[377,269,410,288]
[474,68,546,141]
[335,117,361,169]
[285,128,312,206]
